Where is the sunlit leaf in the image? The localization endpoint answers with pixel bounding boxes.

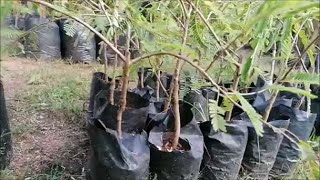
[235,93,264,136]
[268,85,318,99]
[208,99,226,132]
[283,72,320,85]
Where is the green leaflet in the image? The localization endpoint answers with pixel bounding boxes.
[242,18,269,84]
[63,21,79,38]
[280,16,293,61]
[244,0,317,31]
[191,16,207,49]
[235,93,264,137]
[0,27,23,40]
[208,99,226,132]
[283,72,320,85]
[295,26,315,66]
[268,85,318,99]
[222,95,238,112]
[241,56,254,83]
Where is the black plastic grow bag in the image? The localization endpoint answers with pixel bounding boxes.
[270,105,317,178]
[137,67,172,100]
[97,34,139,66]
[199,120,248,180]
[311,85,320,136]
[183,90,208,122]
[0,81,12,170]
[24,15,61,60]
[87,72,150,180]
[59,19,96,63]
[148,102,204,180]
[242,117,290,180]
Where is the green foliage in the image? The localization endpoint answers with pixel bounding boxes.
[283,72,320,85]
[222,95,238,112]
[235,93,264,136]
[63,20,79,37]
[0,27,25,56]
[0,0,318,178]
[208,99,226,132]
[268,85,318,98]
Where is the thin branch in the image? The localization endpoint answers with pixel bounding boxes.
[162,3,184,29]
[185,0,222,46]
[185,0,242,69]
[99,0,112,25]
[170,3,192,149]
[277,35,320,83]
[83,0,101,11]
[225,57,243,121]
[154,70,170,97]
[164,3,192,111]
[206,34,242,72]
[116,25,131,138]
[262,91,279,121]
[294,43,309,73]
[109,33,119,105]
[27,0,126,61]
[131,52,242,109]
[263,44,278,122]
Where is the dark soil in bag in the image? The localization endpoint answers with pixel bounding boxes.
[0,81,12,170]
[24,15,61,60]
[199,120,248,180]
[270,105,317,178]
[242,116,290,180]
[59,19,96,63]
[86,72,150,180]
[148,102,204,180]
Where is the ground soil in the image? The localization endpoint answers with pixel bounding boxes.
[1,58,88,179]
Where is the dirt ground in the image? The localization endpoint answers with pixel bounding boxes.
[1,58,90,179]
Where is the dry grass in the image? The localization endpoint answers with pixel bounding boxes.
[0,57,104,179]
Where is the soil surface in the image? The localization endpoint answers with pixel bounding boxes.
[1,58,88,179]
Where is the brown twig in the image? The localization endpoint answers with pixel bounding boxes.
[170,2,192,149]
[262,44,278,121]
[156,69,160,101]
[225,57,243,121]
[131,52,241,109]
[163,3,192,112]
[155,58,162,100]
[116,25,131,138]
[98,0,112,25]
[154,69,170,98]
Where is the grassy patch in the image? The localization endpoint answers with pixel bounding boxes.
[290,136,320,180]
[18,61,99,123]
